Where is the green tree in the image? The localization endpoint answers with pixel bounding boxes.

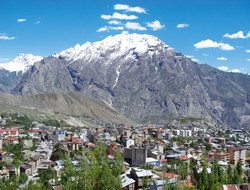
[197,160,209,190]
[61,143,122,190]
[19,173,28,184]
[227,164,233,184]
[38,166,56,188]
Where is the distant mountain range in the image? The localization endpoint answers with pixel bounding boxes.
[1,32,250,128]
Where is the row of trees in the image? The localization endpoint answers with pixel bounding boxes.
[190,158,244,190]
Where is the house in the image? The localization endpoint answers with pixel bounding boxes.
[7,165,20,178]
[130,167,153,190]
[67,137,83,151]
[37,161,53,173]
[20,163,33,176]
[25,160,37,175]
[121,173,135,190]
[54,130,65,142]
[161,173,180,185]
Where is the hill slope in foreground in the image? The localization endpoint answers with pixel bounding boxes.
[0,92,132,126]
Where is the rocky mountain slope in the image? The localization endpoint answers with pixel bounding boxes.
[1,32,250,128]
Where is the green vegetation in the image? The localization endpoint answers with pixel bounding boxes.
[3,142,24,162]
[41,119,61,128]
[177,117,201,124]
[60,143,123,190]
[0,143,123,190]
[193,159,244,190]
[3,113,32,127]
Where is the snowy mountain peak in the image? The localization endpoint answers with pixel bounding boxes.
[57,32,170,63]
[0,54,43,73]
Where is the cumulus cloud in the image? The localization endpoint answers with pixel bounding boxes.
[176,23,189,28]
[114,4,146,14]
[218,66,229,71]
[0,33,15,40]
[146,20,165,31]
[17,18,26,22]
[231,69,241,73]
[186,55,199,62]
[246,50,250,53]
[97,26,124,32]
[247,59,250,62]
[108,20,121,25]
[223,31,250,39]
[217,57,228,61]
[194,39,235,50]
[101,12,138,20]
[125,22,146,31]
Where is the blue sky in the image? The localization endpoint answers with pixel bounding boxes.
[0,0,250,73]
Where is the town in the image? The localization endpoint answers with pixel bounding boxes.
[0,113,249,190]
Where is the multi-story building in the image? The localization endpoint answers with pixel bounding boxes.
[228,146,246,165]
[124,145,147,167]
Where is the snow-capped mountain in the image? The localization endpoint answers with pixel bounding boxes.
[1,32,250,128]
[0,54,43,73]
[56,31,172,64]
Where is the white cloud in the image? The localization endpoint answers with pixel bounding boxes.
[0,33,15,40]
[223,31,250,39]
[146,20,165,31]
[247,59,250,62]
[185,55,199,62]
[246,49,250,53]
[97,26,109,32]
[218,66,229,71]
[176,23,189,28]
[35,21,40,24]
[231,69,241,73]
[114,4,146,14]
[194,39,235,50]
[202,54,209,56]
[125,22,146,31]
[101,12,138,20]
[217,57,228,61]
[17,18,26,22]
[96,26,124,32]
[109,26,124,30]
[108,20,121,25]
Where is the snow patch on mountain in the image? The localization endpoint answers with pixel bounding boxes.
[0,54,43,73]
[56,32,170,64]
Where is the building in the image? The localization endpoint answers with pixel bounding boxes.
[0,128,18,137]
[228,146,246,165]
[121,173,135,190]
[124,146,147,167]
[214,151,230,163]
[180,130,192,137]
[130,167,153,190]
